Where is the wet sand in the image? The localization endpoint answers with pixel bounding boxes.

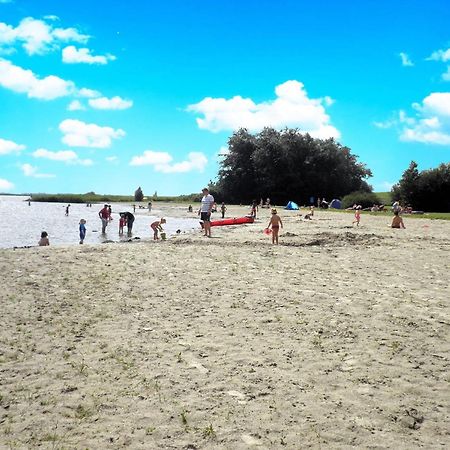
[1,206,449,449]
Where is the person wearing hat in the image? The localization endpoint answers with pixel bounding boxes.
[266,208,283,244]
[198,187,214,237]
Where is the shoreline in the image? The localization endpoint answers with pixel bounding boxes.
[1,209,449,448]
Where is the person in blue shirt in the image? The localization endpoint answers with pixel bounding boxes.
[79,219,87,244]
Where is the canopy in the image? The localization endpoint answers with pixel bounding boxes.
[285,201,299,210]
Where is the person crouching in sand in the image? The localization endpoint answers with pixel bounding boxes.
[38,231,49,246]
[151,218,166,240]
[391,211,406,229]
[267,208,283,244]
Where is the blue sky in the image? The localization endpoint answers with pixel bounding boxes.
[1,0,449,196]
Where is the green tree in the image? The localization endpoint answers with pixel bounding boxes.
[134,186,144,202]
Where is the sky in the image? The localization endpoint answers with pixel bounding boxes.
[0,0,449,196]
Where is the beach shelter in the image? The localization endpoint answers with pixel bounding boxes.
[329,198,342,209]
[285,200,299,210]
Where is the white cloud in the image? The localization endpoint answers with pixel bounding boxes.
[0,17,89,55]
[106,156,118,163]
[400,92,450,145]
[32,148,93,165]
[427,48,450,62]
[187,80,340,138]
[0,58,75,100]
[21,163,55,178]
[67,100,85,111]
[0,178,14,191]
[442,67,450,81]
[88,96,133,110]
[59,119,125,148]
[62,45,116,65]
[0,137,25,154]
[77,87,101,98]
[399,52,413,67]
[130,150,207,173]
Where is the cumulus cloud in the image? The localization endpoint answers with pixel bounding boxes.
[427,47,450,62]
[59,119,125,148]
[187,80,340,138]
[67,100,85,111]
[62,45,116,65]
[400,92,450,145]
[0,178,14,191]
[33,148,93,165]
[21,163,55,178]
[0,17,89,55]
[130,150,207,173]
[0,58,75,100]
[399,52,413,67]
[0,137,25,154]
[77,87,101,98]
[89,96,133,110]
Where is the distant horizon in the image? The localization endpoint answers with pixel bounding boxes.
[1,0,449,195]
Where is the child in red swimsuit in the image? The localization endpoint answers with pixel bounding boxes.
[267,209,283,244]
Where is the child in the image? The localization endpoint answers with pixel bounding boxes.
[266,208,283,244]
[38,231,49,246]
[79,219,86,244]
[391,211,406,229]
[353,206,361,226]
[220,202,227,219]
[150,218,166,240]
[119,214,126,235]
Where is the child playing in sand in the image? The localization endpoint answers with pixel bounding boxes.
[353,206,361,226]
[79,219,86,244]
[151,218,166,240]
[391,211,406,229]
[266,208,283,244]
[119,214,126,235]
[38,231,49,246]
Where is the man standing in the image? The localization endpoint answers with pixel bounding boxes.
[99,204,109,234]
[199,187,214,237]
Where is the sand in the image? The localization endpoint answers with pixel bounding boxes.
[1,205,449,449]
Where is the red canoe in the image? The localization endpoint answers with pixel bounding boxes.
[210,216,255,227]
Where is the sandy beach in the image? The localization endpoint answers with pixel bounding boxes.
[1,205,449,449]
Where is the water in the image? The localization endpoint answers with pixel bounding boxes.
[0,196,200,248]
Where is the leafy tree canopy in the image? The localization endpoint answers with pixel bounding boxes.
[134,186,144,202]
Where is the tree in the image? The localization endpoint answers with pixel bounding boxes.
[214,128,372,204]
[134,186,144,202]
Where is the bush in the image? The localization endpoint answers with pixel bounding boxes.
[342,191,381,209]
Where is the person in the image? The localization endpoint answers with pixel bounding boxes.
[119,214,126,235]
[148,201,152,212]
[151,218,166,240]
[198,187,214,237]
[250,200,258,219]
[38,231,49,246]
[266,197,271,208]
[266,208,283,244]
[123,211,135,236]
[133,204,136,213]
[65,204,70,216]
[99,204,110,234]
[220,202,227,219]
[108,205,113,221]
[392,201,401,214]
[188,204,193,213]
[79,219,86,244]
[353,206,361,226]
[391,211,406,229]
[309,205,315,217]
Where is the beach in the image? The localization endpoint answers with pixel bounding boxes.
[1,206,449,449]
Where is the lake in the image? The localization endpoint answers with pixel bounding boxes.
[0,196,200,249]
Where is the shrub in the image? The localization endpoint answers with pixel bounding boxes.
[342,191,381,209]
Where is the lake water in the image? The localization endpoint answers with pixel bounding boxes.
[0,196,200,249]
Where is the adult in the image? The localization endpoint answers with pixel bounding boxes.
[199,187,214,237]
[123,211,135,236]
[65,204,70,216]
[148,201,152,212]
[99,204,110,234]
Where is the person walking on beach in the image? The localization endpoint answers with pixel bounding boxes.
[199,187,214,237]
[38,231,50,246]
[220,202,227,219]
[99,204,110,234]
[151,218,166,240]
[65,204,70,216]
[391,211,406,229]
[79,219,86,244]
[267,208,283,244]
[353,206,361,226]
